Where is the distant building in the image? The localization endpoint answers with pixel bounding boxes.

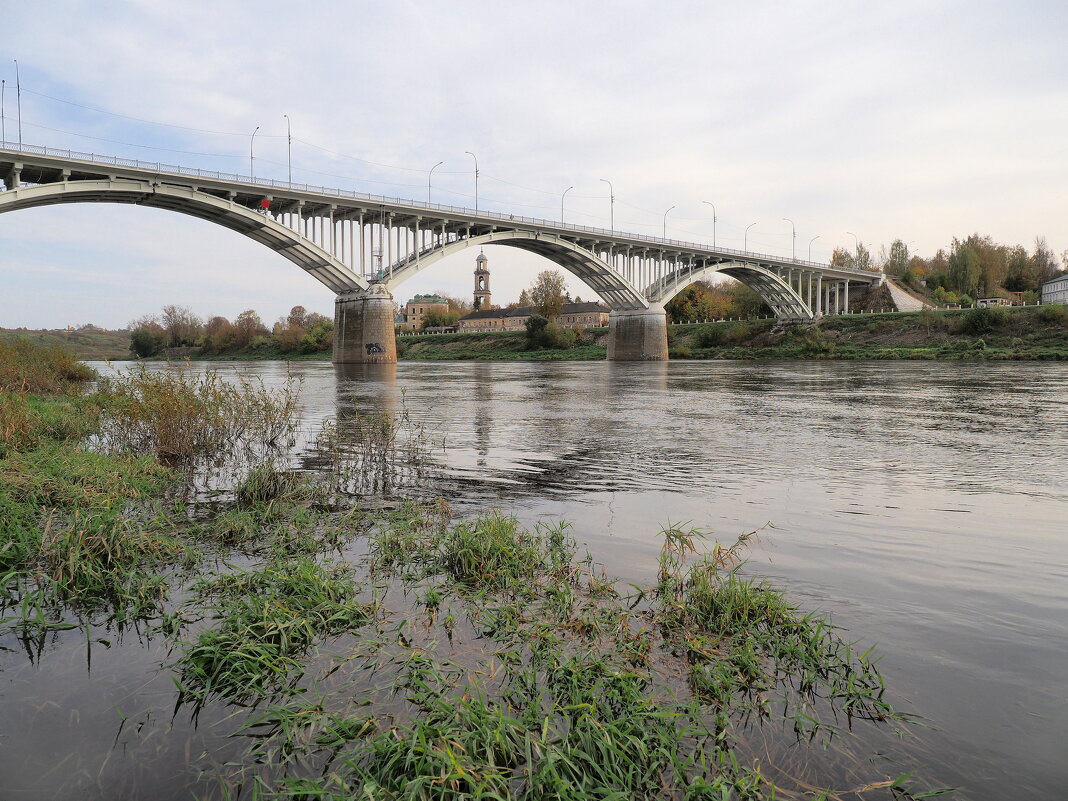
[976,297,1012,308]
[1041,275,1068,306]
[458,301,610,332]
[401,294,449,331]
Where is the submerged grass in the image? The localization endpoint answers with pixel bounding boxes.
[176,558,373,702]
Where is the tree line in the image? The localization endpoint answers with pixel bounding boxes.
[831,234,1063,307]
[129,305,333,357]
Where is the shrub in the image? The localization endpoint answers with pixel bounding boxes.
[670,344,693,359]
[958,306,1006,335]
[696,326,725,348]
[1037,304,1067,326]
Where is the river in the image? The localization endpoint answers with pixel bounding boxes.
[3,359,1066,799]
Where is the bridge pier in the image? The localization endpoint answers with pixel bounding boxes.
[332,284,397,364]
[607,304,669,361]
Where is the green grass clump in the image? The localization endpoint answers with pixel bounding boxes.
[438,512,552,591]
[177,559,372,701]
[38,510,189,618]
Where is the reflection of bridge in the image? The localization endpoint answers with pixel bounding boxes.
[1,143,881,361]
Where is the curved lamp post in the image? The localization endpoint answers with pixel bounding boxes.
[809,235,820,262]
[427,161,444,204]
[744,222,756,252]
[846,230,859,262]
[782,217,796,262]
[464,151,479,211]
[599,178,614,231]
[250,125,260,179]
[702,200,716,247]
[663,205,676,240]
[561,185,573,224]
[283,115,292,184]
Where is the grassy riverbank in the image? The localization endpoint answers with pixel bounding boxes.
[397,305,1068,362]
[0,339,949,799]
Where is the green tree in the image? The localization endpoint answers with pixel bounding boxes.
[528,270,568,319]
[129,326,161,357]
[948,242,981,296]
[422,309,460,329]
[885,239,910,278]
[517,289,532,307]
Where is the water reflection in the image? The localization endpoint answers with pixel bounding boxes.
[3,359,1066,800]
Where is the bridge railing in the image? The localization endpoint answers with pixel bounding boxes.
[0,141,881,277]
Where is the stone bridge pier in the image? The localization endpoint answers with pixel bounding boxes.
[333,284,398,364]
[606,304,669,361]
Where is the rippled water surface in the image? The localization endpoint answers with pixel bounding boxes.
[3,359,1066,799]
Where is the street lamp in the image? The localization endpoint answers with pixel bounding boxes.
[283,114,292,184]
[14,59,21,149]
[846,230,859,263]
[464,151,479,212]
[663,205,676,240]
[744,222,756,252]
[782,217,796,262]
[427,161,444,204]
[702,200,716,247]
[1,79,5,145]
[561,185,573,224]
[599,178,614,231]
[808,235,820,262]
[250,125,260,179]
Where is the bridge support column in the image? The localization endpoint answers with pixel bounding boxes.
[332,284,397,364]
[607,304,669,361]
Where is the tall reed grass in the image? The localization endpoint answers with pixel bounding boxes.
[95,366,300,464]
[0,338,95,395]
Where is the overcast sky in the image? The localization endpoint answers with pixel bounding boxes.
[1,1,1065,329]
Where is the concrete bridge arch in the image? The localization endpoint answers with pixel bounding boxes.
[383,230,650,312]
[648,261,815,320]
[0,178,368,295]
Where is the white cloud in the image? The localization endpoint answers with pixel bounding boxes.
[2,0,1066,326]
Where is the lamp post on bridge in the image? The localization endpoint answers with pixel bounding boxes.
[560,185,573,225]
[782,217,796,262]
[427,161,444,205]
[846,230,859,265]
[809,235,820,262]
[702,200,716,247]
[599,178,614,231]
[1,79,5,145]
[14,59,22,149]
[744,222,756,252]
[663,205,675,240]
[464,151,479,212]
[250,126,260,180]
[283,115,292,184]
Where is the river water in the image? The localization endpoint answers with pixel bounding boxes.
[4,359,1067,799]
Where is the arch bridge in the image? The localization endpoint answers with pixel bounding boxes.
[1,144,881,361]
